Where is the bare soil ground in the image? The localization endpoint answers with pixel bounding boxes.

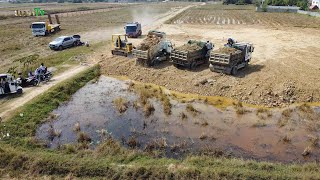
[101,5,320,107]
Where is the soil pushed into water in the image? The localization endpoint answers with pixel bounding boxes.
[36,76,320,163]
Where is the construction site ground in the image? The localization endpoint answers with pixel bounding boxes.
[101,7,320,107]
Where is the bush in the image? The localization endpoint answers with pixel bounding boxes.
[58,0,65,3]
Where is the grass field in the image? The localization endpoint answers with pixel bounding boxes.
[0,2,126,16]
[0,2,184,74]
[167,4,320,28]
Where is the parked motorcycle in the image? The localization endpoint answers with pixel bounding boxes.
[16,76,39,87]
[39,71,52,82]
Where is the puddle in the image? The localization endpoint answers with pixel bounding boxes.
[36,76,320,163]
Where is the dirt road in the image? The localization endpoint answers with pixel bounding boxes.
[0,4,195,121]
[0,65,90,121]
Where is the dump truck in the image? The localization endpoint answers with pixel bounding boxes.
[171,40,208,69]
[125,22,142,38]
[31,14,60,36]
[209,42,254,75]
[133,30,172,66]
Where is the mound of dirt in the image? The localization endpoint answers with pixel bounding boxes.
[176,43,203,51]
[137,35,162,51]
[214,47,239,54]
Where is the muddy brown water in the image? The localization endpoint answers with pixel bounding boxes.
[36,76,320,163]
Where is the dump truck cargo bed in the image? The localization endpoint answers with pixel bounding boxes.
[171,40,207,69]
[209,45,252,75]
[133,31,171,66]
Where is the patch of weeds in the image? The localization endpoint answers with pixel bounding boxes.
[204,98,208,103]
[180,112,187,120]
[74,122,81,132]
[47,124,61,141]
[298,103,313,114]
[62,144,77,154]
[133,100,140,111]
[252,121,267,128]
[143,102,155,117]
[201,121,209,126]
[199,133,207,140]
[161,95,172,116]
[113,97,129,114]
[302,146,312,156]
[308,135,319,147]
[256,108,272,118]
[282,135,291,143]
[186,104,199,116]
[129,83,172,116]
[282,109,293,118]
[278,118,288,127]
[127,136,139,148]
[236,107,247,115]
[234,102,247,115]
[77,132,92,143]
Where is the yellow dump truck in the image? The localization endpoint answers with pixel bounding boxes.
[31,14,61,36]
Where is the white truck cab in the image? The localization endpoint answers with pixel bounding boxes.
[0,74,23,95]
[31,15,61,36]
[160,40,173,54]
[233,42,254,62]
[32,22,47,36]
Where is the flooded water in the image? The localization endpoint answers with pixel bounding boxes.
[36,76,320,163]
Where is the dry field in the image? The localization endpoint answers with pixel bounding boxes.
[0,2,186,73]
[0,2,126,16]
[168,4,320,28]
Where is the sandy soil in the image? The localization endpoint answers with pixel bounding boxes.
[101,24,320,107]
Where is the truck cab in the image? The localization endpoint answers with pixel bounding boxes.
[125,22,142,38]
[31,22,47,36]
[0,74,23,95]
[233,42,254,62]
[31,14,61,36]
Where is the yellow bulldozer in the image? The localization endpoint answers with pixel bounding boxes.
[111,34,133,57]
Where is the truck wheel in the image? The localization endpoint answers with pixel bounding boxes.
[209,64,215,72]
[190,62,196,70]
[232,67,238,75]
[32,81,38,86]
[45,31,48,36]
[58,46,63,51]
[73,42,77,47]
